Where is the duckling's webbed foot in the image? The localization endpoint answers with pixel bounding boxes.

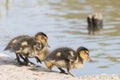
[58,67,67,74]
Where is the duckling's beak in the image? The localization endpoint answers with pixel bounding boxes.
[46,43,50,48]
[89,58,93,62]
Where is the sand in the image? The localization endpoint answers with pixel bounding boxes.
[0,52,120,80]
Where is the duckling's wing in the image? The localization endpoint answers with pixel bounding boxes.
[4,35,30,51]
[11,37,35,52]
[45,47,77,62]
[56,49,77,61]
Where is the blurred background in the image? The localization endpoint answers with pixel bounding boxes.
[0,0,120,76]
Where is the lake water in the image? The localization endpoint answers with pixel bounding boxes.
[0,0,120,77]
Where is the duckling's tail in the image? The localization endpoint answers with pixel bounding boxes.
[4,45,10,51]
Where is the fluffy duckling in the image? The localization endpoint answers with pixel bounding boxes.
[11,37,43,65]
[45,46,90,76]
[4,32,49,65]
[87,13,103,35]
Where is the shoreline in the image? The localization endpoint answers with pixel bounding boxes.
[0,52,120,80]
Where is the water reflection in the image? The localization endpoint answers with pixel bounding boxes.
[0,0,120,76]
[0,0,10,17]
[5,0,9,10]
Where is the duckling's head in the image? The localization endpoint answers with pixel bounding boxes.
[76,47,90,62]
[35,32,49,47]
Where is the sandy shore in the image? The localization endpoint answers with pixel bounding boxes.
[0,52,120,80]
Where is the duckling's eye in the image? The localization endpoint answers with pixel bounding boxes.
[41,36,47,42]
[85,50,89,54]
[44,37,47,42]
[40,36,44,40]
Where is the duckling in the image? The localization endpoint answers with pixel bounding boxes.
[4,35,31,64]
[87,13,103,35]
[11,37,43,65]
[45,46,90,76]
[4,32,49,65]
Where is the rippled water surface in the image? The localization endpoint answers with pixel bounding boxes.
[0,0,120,76]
